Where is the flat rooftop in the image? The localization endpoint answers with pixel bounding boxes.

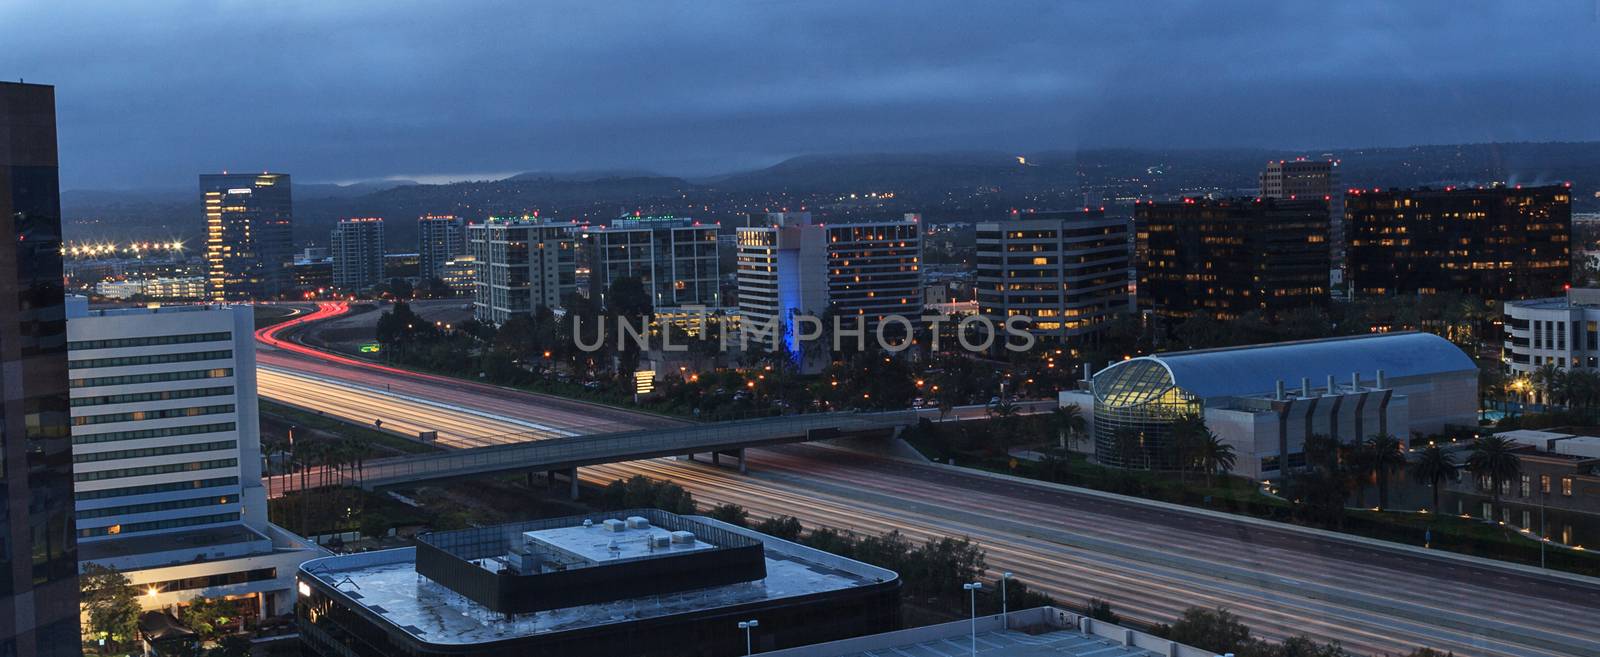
[80,524,266,562]
[822,629,1150,657]
[301,516,896,645]
[521,521,714,566]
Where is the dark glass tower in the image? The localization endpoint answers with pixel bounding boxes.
[201,172,293,300]
[0,82,82,657]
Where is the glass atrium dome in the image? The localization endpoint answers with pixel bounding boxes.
[1092,359,1202,469]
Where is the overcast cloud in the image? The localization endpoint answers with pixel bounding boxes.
[5,0,1598,189]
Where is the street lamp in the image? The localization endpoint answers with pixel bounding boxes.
[962,582,983,657]
[737,619,759,656]
[1000,572,1012,626]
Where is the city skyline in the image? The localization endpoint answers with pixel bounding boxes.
[5,1,1600,189]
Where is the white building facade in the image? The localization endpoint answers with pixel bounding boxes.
[1502,290,1600,389]
[467,217,578,324]
[66,301,322,619]
[331,217,386,292]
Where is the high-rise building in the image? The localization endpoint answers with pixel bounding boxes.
[586,215,720,309]
[64,301,322,620]
[735,213,922,359]
[0,80,81,657]
[1137,197,1330,320]
[417,215,465,282]
[331,217,386,292]
[467,216,578,324]
[1346,185,1572,301]
[1260,158,1342,272]
[201,172,293,301]
[976,210,1131,345]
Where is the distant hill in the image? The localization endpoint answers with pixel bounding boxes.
[60,142,1600,247]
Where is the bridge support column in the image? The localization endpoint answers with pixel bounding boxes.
[711,451,720,466]
[737,448,747,475]
[566,467,579,501]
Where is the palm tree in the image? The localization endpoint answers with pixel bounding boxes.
[1052,404,1087,452]
[1532,363,1566,408]
[1112,428,1147,470]
[1302,434,1342,473]
[1195,430,1236,488]
[1409,444,1459,514]
[1364,434,1408,511]
[1465,435,1522,522]
[1344,443,1376,508]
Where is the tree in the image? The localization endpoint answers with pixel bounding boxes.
[1167,413,1209,480]
[1363,434,1407,511]
[1465,435,1522,521]
[180,596,232,641]
[1409,444,1459,514]
[754,515,804,541]
[1282,468,1348,528]
[1112,428,1147,470]
[1086,597,1120,624]
[1158,607,1253,656]
[1051,404,1087,452]
[80,563,142,648]
[1195,429,1237,488]
[706,503,749,527]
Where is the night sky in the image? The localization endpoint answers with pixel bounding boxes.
[7,0,1599,189]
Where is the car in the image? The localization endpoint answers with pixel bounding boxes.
[912,397,925,408]
[988,396,1001,406]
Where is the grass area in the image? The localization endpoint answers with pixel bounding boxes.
[906,431,1600,577]
[260,399,442,455]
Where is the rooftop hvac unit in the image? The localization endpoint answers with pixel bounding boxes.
[651,535,671,549]
[625,516,649,529]
[670,530,696,545]
[603,519,626,532]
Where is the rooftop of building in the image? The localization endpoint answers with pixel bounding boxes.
[1094,331,1476,403]
[1506,289,1600,310]
[1497,429,1600,461]
[80,524,266,562]
[299,513,896,646]
[757,606,1195,657]
[66,297,241,319]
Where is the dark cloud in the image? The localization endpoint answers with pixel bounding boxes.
[5,0,1597,188]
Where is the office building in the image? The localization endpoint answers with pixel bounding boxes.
[331,218,385,292]
[1346,185,1571,300]
[289,256,333,296]
[586,215,719,309]
[1060,332,1478,479]
[0,80,81,657]
[736,213,922,357]
[1260,158,1343,272]
[1501,288,1600,384]
[439,255,477,296]
[296,510,899,657]
[976,210,1131,345]
[467,217,578,324]
[1455,430,1599,548]
[94,277,207,301]
[66,301,323,620]
[417,215,466,282]
[1136,197,1330,320]
[201,172,293,301]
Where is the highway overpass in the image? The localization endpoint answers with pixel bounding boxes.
[342,411,917,494]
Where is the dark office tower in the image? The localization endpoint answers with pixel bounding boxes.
[417,214,465,282]
[1137,197,1330,320]
[1260,158,1342,266]
[0,82,82,657]
[1346,185,1572,301]
[975,210,1131,345]
[200,172,293,300]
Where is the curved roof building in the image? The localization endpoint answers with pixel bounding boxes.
[1077,332,1479,477]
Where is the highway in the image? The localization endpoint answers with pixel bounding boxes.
[253,303,1600,657]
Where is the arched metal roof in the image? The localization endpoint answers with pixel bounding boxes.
[1094,332,1477,402]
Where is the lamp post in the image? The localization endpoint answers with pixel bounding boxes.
[737,619,759,656]
[1000,572,1012,626]
[962,582,983,657]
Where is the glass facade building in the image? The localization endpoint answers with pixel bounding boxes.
[1091,359,1201,469]
[0,81,82,657]
[201,172,294,301]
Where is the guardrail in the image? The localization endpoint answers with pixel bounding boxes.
[348,410,917,489]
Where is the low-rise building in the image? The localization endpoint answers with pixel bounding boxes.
[1502,289,1600,387]
[1445,429,1600,549]
[67,300,324,620]
[296,510,899,657]
[1061,332,1478,479]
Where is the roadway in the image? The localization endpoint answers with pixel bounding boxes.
[252,303,1600,657]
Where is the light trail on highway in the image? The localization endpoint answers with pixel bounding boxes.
[251,301,1600,657]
